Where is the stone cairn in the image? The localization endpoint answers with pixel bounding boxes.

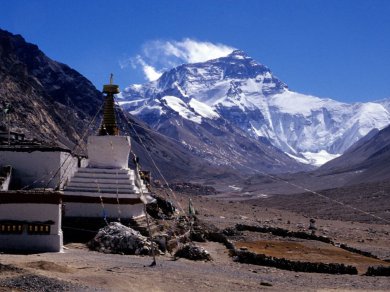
[88,222,159,255]
[309,218,317,235]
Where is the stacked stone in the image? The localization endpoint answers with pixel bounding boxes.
[339,243,379,259]
[146,195,176,219]
[174,244,212,261]
[366,266,390,276]
[88,222,158,255]
[236,224,332,243]
[233,250,358,275]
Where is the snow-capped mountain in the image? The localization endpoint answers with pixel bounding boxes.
[120,50,390,166]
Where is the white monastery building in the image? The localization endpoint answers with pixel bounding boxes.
[0,76,152,252]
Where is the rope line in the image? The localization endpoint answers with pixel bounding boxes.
[36,100,104,191]
[62,226,99,233]
[234,161,390,224]
[133,157,157,265]
[99,196,109,226]
[115,170,122,222]
[114,98,189,219]
[116,99,194,253]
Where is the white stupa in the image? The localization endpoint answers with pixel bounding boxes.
[63,75,151,221]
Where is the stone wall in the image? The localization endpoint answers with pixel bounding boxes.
[366,266,390,276]
[233,249,358,275]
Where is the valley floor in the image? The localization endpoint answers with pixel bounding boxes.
[1,189,390,291]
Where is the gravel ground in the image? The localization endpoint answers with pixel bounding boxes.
[0,274,86,292]
[1,247,390,291]
[0,190,390,291]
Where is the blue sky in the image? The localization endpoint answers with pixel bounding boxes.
[1,0,389,103]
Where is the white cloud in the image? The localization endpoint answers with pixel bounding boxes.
[142,64,162,81]
[119,55,162,82]
[120,38,235,82]
[143,38,235,64]
[161,39,235,63]
[135,55,163,81]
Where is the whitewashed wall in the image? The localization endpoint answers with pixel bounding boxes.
[0,150,78,189]
[87,136,131,169]
[0,203,62,252]
[0,167,11,191]
[64,202,144,219]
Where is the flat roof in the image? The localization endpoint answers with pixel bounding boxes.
[0,144,72,153]
[0,190,62,204]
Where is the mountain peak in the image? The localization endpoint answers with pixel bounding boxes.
[227,50,250,59]
[121,46,390,167]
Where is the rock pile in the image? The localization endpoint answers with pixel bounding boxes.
[186,218,235,250]
[190,218,219,242]
[167,182,217,196]
[146,195,176,219]
[88,222,158,255]
[174,244,212,261]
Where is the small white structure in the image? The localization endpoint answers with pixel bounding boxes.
[0,191,62,252]
[63,135,150,219]
[0,145,79,190]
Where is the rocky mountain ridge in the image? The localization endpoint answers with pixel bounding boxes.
[317,123,390,184]
[0,28,102,147]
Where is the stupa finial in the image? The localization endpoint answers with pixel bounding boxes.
[99,74,120,136]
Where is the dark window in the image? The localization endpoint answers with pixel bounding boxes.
[0,224,24,234]
[27,224,50,235]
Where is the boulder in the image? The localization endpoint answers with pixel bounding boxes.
[174,244,212,261]
[88,222,159,255]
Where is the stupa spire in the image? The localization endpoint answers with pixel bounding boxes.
[99,74,120,136]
